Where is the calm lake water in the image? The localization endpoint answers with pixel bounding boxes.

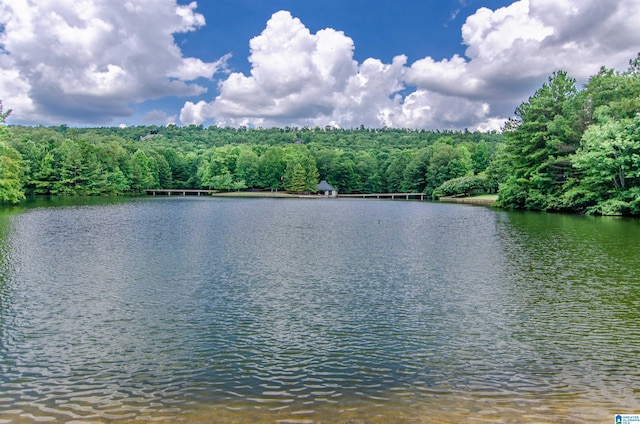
[0,197,639,423]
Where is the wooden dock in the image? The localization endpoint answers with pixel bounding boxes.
[145,189,216,196]
[338,193,425,200]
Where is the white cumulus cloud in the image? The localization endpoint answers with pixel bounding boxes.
[181,11,410,128]
[3,0,638,130]
[0,0,225,124]
[183,11,363,127]
[405,0,640,128]
[183,0,640,131]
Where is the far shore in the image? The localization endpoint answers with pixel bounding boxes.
[144,189,498,204]
[211,191,498,204]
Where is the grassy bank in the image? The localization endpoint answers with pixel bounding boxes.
[438,194,498,204]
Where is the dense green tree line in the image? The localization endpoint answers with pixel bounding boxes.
[0,121,500,203]
[495,55,640,215]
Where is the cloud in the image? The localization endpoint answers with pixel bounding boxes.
[142,109,177,125]
[406,0,640,125]
[183,1,640,131]
[0,0,224,125]
[3,0,638,130]
[181,10,493,130]
[181,10,405,128]
[179,100,214,127]
[180,0,640,130]
[185,11,362,126]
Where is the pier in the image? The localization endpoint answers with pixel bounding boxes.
[145,189,216,196]
[338,193,425,200]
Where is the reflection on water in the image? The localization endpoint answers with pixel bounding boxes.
[0,197,639,423]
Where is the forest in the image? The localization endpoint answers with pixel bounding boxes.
[0,55,639,215]
[0,113,501,202]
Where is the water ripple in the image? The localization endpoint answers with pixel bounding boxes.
[0,199,638,422]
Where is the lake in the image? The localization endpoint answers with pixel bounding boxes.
[0,197,639,423]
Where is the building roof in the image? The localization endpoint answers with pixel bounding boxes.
[317,180,335,191]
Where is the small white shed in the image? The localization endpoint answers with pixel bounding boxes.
[317,180,338,197]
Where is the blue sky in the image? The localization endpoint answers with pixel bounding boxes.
[177,1,513,67]
[1,0,639,130]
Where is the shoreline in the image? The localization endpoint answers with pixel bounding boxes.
[151,190,498,204]
[438,195,497,204]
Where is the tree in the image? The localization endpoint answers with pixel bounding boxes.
[128,150,156,191]
[297,152,319,193]
[328,153,357,193]
[496,71,580,209]
[147,150,173,188]
[33,152,59,194]
[95,141,131,194]
[425,143,472,196]
[471,140,490,174]
[162,148,191,188]
[558,60,640,214]
[577,115,640,190]
[3,121,508,200]
[235,148,260,188]
[384,150,413,192]
[0,102,25,203]
[312,148,357,193]
[0,101,11,124]
[200,147,230,189]
[570,113,640,214]
[258,147,286,190]
[433,175,488,198]
[52,139,103,195]
[402,148,432,193]
[231,179,248,191]
[313,148,338,180]
[0,129,25,204]
[354,151,382,193]
[209,173,233,190]
[283,148,319,193]
[284,163,307,193]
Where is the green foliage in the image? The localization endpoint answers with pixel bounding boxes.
[209,173,233,190]
[279,147,319,193]
[129,150,157,191]
[313,148,358,193]
[496,71,581,210]
[433,175,488,198]
[235,148,260,188]
[425,143,473,196]
[586,198,631,216]
[0,101,11,124]
[0,127,25,204]
[572,114,640,192]
[494,57,640,215]
[402,148,431,192]
[258,147,287,190]
[1,108,502,202]
[284,163,307,193]
[33,152,60,194]
[471,141,490,174]
[353,151,382,193]
[384,150,414,192]
[55,139,103,195]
